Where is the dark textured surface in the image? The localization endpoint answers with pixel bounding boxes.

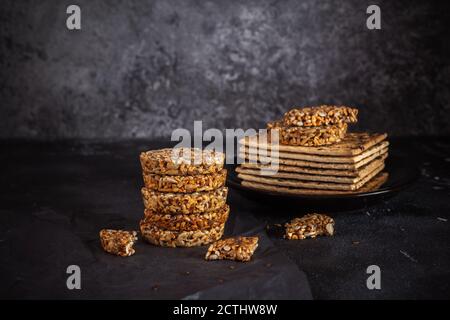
[0,139,312,300]
[1,0,450,138]
[258,137,450,299]
[0,137,449,299]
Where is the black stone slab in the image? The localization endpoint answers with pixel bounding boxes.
[0,137,449,299]
[0,140,311,299]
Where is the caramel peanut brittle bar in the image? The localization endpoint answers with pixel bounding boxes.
[140,148,225,176]
[99,229,138,257]
[268,121,347,146]
[282,105,358,127]
[141,187,228,214]
[143,204,230,231]
[205,236,259,262]
[140,221,225,247]
[142,169,227,193]
[284,214,335,240]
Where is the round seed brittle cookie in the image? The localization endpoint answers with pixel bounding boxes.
[143,204,230,231]
[282,105,358,127]
[141,187,228,214]
[142,169,227,193]
[140,221,225,247]
[140,148,225,176]
[268,121,347,146]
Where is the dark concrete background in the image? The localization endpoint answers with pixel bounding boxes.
[1,0,449,139]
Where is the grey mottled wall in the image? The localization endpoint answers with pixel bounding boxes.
[1,0,449,138]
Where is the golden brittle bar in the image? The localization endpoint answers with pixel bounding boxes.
[282,105,358,127]
[205,236,259,262]
[284,214,335,240]
[268,121,347,146]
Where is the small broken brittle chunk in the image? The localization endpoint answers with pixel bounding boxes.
[205,236,259,262]
[284,214,334,240]
[99,229,138,257]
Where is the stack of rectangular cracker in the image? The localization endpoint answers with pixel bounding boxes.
[139,148,229,247]
[237,132,389,195]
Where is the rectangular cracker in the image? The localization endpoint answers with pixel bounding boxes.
[205,236,259,262]
[237,163,384,191]
[239,132,388,156]
[240,141,389,164]
[240,153,388,177]
[241,172,388,195]
[239,147,388,170]
[236,157,385,184]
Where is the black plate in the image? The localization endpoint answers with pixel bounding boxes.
[226,155,419,211]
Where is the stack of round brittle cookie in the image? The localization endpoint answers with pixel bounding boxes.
[268,105,358,146]
[139,148,229,247]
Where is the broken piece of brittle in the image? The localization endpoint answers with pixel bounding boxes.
[284,214,334,240]
[99,229,138,257]
[205,236,259,262]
